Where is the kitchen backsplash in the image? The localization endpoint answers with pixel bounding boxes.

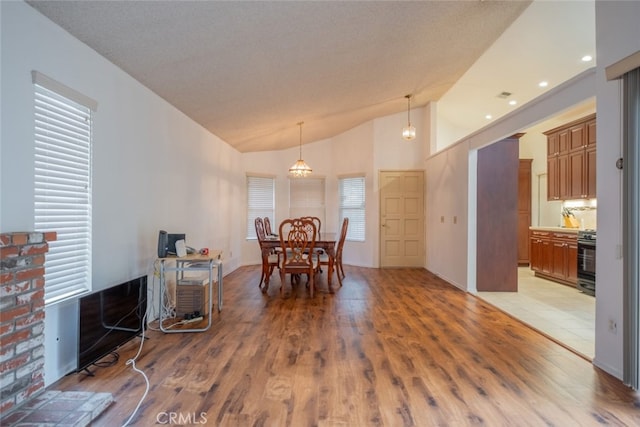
[562,199,597,230]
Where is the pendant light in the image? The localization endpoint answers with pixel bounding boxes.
[402,94,416,140]
[289,121,312,177]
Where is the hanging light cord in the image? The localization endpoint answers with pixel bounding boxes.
[298,121,304,159]
[406,95,412,125]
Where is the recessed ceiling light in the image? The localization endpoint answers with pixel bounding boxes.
[485,114,492,120]
[581,55,593,62]
[509,100,517,106]
[538,81,548,88]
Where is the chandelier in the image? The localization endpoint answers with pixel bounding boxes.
[402,94,416,140]
[289,122,312,177]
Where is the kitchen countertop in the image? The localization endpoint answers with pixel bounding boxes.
[529,226,580,233]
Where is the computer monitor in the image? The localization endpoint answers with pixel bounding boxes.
[157,230,186,257]
[167,233,186,255]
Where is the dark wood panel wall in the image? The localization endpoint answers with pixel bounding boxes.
[476,137,519,292]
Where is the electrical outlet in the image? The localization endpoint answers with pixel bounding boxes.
[440,216,445,223]
[608,317,617,334]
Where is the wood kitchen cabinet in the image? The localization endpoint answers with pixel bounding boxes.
[530,229,578,287]
[546,128,569,200]
[585,119,597,198]
[530,230,552,274]
[545,114,596,201]
[518,159,533,265]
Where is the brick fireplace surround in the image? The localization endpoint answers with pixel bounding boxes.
[0,231,56,415]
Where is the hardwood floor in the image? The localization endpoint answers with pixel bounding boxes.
[51,266,639,426]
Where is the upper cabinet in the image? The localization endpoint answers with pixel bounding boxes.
[545,114,596,201]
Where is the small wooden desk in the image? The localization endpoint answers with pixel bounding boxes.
[261,233,337,293]
[157,251,222,333]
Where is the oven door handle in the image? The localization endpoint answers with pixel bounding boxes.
[578,240,596,248]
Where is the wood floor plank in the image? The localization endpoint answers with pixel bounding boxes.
[48,266,639,426]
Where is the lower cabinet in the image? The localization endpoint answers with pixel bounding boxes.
[530,230,577,287]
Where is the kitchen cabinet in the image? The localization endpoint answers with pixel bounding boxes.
[530,230,552,274]
[530,228,577,287]
[546,128,569,200]
[518,159,533,265]
[545,114,596,200]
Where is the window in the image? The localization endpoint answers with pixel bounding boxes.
[247,175,275,239]
[339,176,365,241]
[289,177,325,226]
[33,72,96,305]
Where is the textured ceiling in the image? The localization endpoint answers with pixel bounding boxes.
[26,0,532,152]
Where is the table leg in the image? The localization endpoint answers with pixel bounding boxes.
[261,247,271,292]
[217,260,223,312]
[325,246,335,294]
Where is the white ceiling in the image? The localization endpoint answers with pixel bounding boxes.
[438,0,596,141]
[26,1,595,153]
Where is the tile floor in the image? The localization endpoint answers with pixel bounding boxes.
[476,267,595,359]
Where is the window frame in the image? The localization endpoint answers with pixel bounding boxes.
[246,174,276,240]
[338,175,366,242]
[33,71,97,305]
[288,176,326,227]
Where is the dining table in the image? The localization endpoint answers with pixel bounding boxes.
[261,232,338,293]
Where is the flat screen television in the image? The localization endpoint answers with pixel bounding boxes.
[77,275,147,373]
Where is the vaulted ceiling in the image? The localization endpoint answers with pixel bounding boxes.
[26,1,595,153]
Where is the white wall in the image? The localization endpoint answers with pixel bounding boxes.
[593,0,640,379]
[425,141,470,289]
[519,132,547,226]
[519,130,563,227]
[331,122,376,268]
[1,2,244,384]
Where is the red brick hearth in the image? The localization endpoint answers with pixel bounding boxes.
[0,231,56,415]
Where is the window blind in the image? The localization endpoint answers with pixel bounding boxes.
[247,175,275,239]
[34,82,93,304]
[289,177,325,225]
[339,176,365,241]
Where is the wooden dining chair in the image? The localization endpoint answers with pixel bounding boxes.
[278,217,320,297]
[300,216,321,235]
[255,217,279,292]
[263,216,276,237]
[318,217,349,286]
[334,217,349,285]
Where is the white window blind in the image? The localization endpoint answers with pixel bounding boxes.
[339,176,365,241]
[247,175,275,239]
[289,177,325,226]
[34,76,94,305]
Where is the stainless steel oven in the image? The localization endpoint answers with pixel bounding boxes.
[577,230,596,296]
